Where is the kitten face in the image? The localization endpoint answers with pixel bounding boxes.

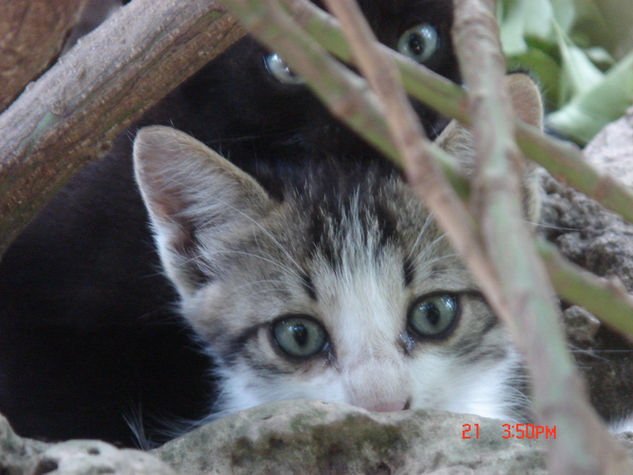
[187,177,526,421]
[133,0,542,422]
[133,120,535,423]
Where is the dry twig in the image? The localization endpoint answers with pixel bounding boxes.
[451,0,631,472]
[221,0,511,320]
[280,0,468,122]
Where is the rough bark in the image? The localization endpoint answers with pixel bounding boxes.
[0,0,244,259]
[0,0,91,112]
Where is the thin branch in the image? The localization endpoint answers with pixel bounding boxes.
[315,0,510,322]
[279,0,469,123]
[281,0,633,226]
[0,0,244,259]
[221,0,633,339]
[217,0,471,197]
[278,0,633,351]
[452,1,631,473]
[537,238,633,340]
[515,121,633,225]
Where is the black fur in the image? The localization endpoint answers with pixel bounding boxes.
[0,0,458,447]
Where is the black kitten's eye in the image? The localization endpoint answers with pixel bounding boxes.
[408,294,458,338]
[272,316,327,358]
[397,23,441,65]
[264,53,304,85]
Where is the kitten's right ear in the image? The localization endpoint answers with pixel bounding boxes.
[435,73,543,223]
[133,126,272,297]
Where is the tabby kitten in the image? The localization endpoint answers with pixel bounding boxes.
[132,75,544,425]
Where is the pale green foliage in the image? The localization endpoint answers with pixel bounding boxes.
[497,0,633,144]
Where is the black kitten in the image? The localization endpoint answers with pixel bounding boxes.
[0,0,458,447]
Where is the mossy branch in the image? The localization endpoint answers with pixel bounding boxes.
[280,0,633,227]
[537,238,633,339]
[0,0,244,259]
[0,0,91,111]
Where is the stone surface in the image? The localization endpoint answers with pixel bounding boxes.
[540,106,633,423]
[542,107,633,291]
[3,400,633,474]
[153,400,548,474]
[0,413,48,474]
[0,413,175,475]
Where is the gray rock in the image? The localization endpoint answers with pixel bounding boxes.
[562,305,601,345]
[541,107,633,423]
[153,400,548,474]
[35,440,176,475]
[0,413,175,475]
[0,412,48,474]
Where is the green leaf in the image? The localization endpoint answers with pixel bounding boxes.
[499,0,555,56]
[554,22,604,104]
[498,0,632,141]
[546,51,633,144]
[563,0,633,61]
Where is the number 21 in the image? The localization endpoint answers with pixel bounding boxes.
[462,423,479,439]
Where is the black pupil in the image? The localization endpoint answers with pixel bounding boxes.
[424,303,440,326]
[408,33,424,56]
[292,323,308,347]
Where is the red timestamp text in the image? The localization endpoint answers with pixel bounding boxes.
[462,423,479,439]
[502,423,556,440]
[462,423,556,440]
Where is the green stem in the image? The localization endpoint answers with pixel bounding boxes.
[281,0,633,226]
[220,0,471,196]
[280,0,469,123]
[452,0,629,472]
[537,238,633,339]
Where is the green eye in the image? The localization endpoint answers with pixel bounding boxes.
[264,53,304,85]
[397,23,440,65]
[272,316,327,358]
[408,294,458,338]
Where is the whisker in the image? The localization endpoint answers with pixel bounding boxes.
[231,279,289,292]
[194,197,305,278]
[531,221,579,232]
[201,248,302,282]
[407,214,435,260]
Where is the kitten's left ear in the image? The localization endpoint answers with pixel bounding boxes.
[133,126,273,297]
[435,73,543,222]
